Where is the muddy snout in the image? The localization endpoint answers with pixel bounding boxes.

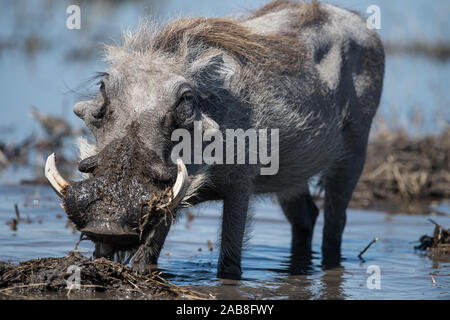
[44,135,190,253]
[62,177,142,247]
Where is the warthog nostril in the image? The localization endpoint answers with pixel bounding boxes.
[78,155,98,173]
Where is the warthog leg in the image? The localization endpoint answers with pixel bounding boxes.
[278,191,319,275]
[322,124,371,268]
[278,191,319,253]
[217,183,250,280]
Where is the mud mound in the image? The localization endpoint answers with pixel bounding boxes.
[0,252,208,300]
[352,128,450,210]
[415,219,450,254]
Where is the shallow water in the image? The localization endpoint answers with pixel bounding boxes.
[0,184,449,299]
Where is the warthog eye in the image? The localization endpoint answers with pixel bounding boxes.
[163,89,196,133]
[91,80,109,122]
[174,91,194,123]
[177,91,193,106]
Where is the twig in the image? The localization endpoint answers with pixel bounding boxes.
[127,279,144,293]
[358,237,380,260]
[428,218,442,228]
[153,273,211,300]
[0,283,47,293]
[67,284,106,297]
[430,274,436,286]
[14,203,21,221]
[74,233,88,251]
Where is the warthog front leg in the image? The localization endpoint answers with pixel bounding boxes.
[217,184,250,280]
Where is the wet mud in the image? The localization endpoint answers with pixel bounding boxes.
[0,251,208,300]
[415,219,450,254]
[351,128,450,212]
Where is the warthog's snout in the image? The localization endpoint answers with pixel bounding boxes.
[44,133,189,263]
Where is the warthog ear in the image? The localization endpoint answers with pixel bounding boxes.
[188,52,235,92]
[188,52,234,132]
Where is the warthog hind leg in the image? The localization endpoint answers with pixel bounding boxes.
[322,124,371,266]
[278,191,319,254]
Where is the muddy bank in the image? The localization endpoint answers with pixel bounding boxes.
[350,128,450,212]
[385,42,450,62]
[0,108,84,184]
[415,219,450,254]
[0,251,210,300]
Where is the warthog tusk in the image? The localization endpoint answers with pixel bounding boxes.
[168,159,189,209]
[45,153,69,197]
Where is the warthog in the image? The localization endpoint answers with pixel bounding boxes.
[46,0,384,279]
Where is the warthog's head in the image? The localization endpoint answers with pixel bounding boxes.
[45,22,243,266]
[44,54,222,264]
[45,126,189,263]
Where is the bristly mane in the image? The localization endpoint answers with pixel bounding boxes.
[104,1,330,75]
[149,17,308,74]
[250,0,327,28]
[105,1,330,75]
[251,0,299,18]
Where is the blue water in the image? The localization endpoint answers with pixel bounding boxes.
[0,184,449,299]
[0,0,449,142]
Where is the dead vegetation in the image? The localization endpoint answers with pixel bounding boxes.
[415,219,450,254]
[351,127,450,211]
[385,41,450,62]
[138,187,174,241]
[0,108,82,184]
[0,251,211,300]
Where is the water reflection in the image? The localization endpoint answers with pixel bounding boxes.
[269,248,347,299]
[251,261,347,300]
[0,185,449,299]
[285,250,316,276]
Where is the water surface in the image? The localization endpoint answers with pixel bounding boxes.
[0,184,448,299]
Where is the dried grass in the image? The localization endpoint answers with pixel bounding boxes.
[352,127,450,210]
[0,252,211,300]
